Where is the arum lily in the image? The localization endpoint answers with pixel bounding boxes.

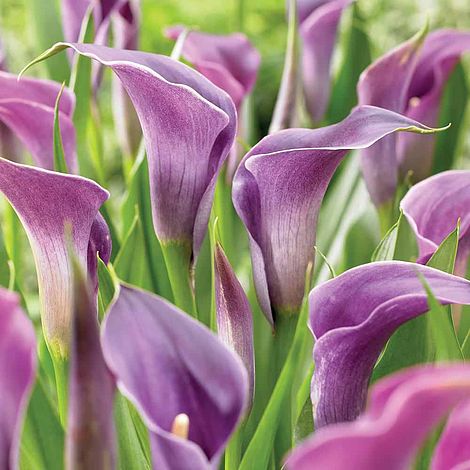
[66,253,115,469]
[288,364,470,470]
[232,105,442,324]
[358,29,470,208]
[309,261,470,428]
[165,26,260,111]
[298,0,354,124]
[0,287,36,470]
[214,242,255,404]
[0,158,109,357]
[401,170,470,276]
[101,285,248,469]
[0,71,77,171]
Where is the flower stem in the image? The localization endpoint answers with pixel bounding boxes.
[161,241,197,317]
[52,353,69,426]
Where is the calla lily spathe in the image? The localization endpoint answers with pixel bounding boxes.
[232,105,442,324]
[309,261,470,428]
[0,158,109,357]
[288,364,470,470]
[214,242,255,405]
[299,0,354,123]
[0,71,77,171]
[0,287,36,470]
[31,42,237,261]
[401,170,470,276]
[101,285,248,470]
[358,29,470,207]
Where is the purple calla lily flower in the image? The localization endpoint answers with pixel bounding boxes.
[309,261,470,428]
[401,170,470,277]
[214,242,255,405]
[101,285,248,470]
[288,364,470,470]
[299,0,354,123]
[232,105,442,324]
[66,255,116,469]
[0,71,77,171]
[0,287,36,470]
[358,29,470,207]
[0,158,109,358]
[40,42,236,260]
[165,26,260,111]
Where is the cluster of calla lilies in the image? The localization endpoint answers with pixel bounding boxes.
[2,0,470,469]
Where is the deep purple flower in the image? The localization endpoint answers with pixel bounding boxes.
[0,158,109,357]
[101,285,248,469]
[0,71,77,171]
[309,261,470,428]
[232,105,440,324]
[299,0,354,123]
[358,29,470,207]
[0,288,36,470]
[42,42,236,260]
[214,242,255,405]
[66,255,116,469]
[401,170,470,277]
[165,26,260,111]
[288,364,470,470]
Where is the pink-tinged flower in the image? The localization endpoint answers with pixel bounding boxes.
[165,26,260,111]
[401,170,470,277]
[309,261,470,428]
[101,285,248,469]
[0,158,109,357]
[232,105,440,324]
[0,287,36,470]
[66,255,116,469]
[40,43,236,260]
[287,364,470,470]
[358,29,470,207]
[214,242,255,405]
[299,0,354,123]
[0,71,77,171]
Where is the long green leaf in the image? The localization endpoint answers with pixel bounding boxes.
[53,83,69,174]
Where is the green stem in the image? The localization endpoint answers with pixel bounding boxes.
[225,422,244,470]
[378,200,395,237]
[51,353,69,427]
[161,241,197,317]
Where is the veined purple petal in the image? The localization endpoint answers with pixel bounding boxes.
[357,29,425,206]
[0,288,36,470]
[309,261,470,428]
[214,242,255,405]
[101,285,248,469]
[287,364,470,470]
[397,30,470,181]
[51,42,236,257]
[165,26,260,109]
[300,0,353,123]
[0,71,77,171]
[0,158,109,357]
[66,256,116,469]
[232,105,439,323]
[401,170,470,277]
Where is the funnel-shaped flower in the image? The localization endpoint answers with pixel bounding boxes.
[101,285,248,469]
[309,261,470,428]
[0,71,77,171]
[66,254,116,469]
[165,26,260,111]
[0,288,36,470]
[358,29,470,206]
[288,364,470,470]
[214,242,254,405]
[0,158,109,357]
[34,43,236,259]
[401,171,470,276]
[232,105,440,323]
[299,0,354,123]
